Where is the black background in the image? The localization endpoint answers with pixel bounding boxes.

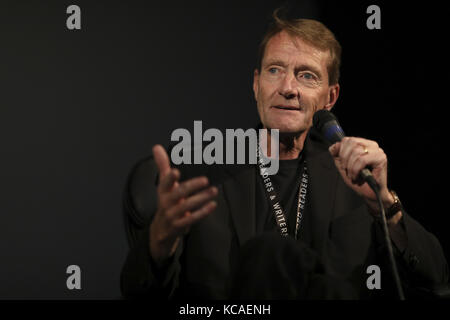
[0,0,448,299]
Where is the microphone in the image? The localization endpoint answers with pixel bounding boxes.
[312,109,379,191]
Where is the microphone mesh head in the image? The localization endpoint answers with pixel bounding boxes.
[312,109,345,143]
[312,109,337,131]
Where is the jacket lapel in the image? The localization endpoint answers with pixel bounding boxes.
[305,129,339,254]
[222,164,256,246]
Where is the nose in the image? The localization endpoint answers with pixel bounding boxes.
[278,73,299,100]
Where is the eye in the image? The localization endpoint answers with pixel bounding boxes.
[301,73,314,80]
[268,67,278,74]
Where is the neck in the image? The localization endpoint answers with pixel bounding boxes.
[262,128,308,160]
[278,130,308,160]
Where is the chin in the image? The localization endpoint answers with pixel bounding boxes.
[262,111,309,131]
[264,120,306,134]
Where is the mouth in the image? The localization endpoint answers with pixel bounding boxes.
[272,105,301,111]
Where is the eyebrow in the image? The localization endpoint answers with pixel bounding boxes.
[263,59,323,80]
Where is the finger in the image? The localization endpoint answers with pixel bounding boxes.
[347,147,368,182]
[338,137,360,170]
[345,137,379,149]
[350,149,386,184]
[168,176,210,203]
[340,137,378,171]
[169,186,218,219]
[153,144,171,181]
[173,201,217,230]
[159,168,180,192]
[350,155,370,185]
[329,142,341,157]
[362,148,387,171]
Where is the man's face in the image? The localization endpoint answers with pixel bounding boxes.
[253,30,339,134]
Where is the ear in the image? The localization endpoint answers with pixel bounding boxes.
[324,83,340,111]
[253,69,260,101]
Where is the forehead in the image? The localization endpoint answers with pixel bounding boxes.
[263,31,330,72]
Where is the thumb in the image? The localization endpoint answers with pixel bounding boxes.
[328,142,341,157]
[153,144,171,178]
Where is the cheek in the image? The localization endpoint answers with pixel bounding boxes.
[317,88,330,104]
[300,92,318,108]
[300,93,324,124]
[259,80,277,101]
[302,89,328,109]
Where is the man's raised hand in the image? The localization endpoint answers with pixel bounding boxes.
[149,145,218,266]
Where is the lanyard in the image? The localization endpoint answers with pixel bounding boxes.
[256,146,309,240]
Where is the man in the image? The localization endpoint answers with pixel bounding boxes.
[120,11,448,299]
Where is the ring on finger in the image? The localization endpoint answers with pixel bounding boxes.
[362,146,369,155]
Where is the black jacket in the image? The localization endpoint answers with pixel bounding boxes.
[120,128,449,299]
